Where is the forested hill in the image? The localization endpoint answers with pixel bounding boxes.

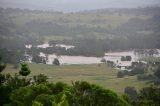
[0,7,160,52]
[0,7,160,37]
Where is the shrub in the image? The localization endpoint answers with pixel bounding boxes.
[137,74,156,81]
[19,63,31,77]
[33,74,48,84]
[129,67,145,76]
[124,87,137,101]
[121,56,132,61]
[53,58,60,66]
[136,86,160,106]
[117,71,124,78]
[101,58,106,64]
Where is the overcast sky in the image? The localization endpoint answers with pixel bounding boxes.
[0,0,160,12]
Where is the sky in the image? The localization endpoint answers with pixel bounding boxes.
[0,0,160,12]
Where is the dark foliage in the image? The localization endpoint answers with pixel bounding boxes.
[117,71,125,78]
[19,63,31,76]
[53,58,60,66]
[33,74,48,84]
[124,87,137,101]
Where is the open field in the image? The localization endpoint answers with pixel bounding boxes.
[3,63,150,94]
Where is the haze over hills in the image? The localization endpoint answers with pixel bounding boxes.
[1,0,160,106]
[0,0,160,12]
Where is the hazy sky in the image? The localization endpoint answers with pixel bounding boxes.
[0,0,160,12]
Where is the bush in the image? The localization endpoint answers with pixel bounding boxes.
[154,79,160,85]
[124,87,137,101]
[32,55,45,64]
[131,62,139,67]
[53,58,60,66]
[117,71,124,78]
[101,58,106,64]
[33,74,48,84]
[154,65,160,79]
[117,70,128,78]
[34,94,55,106]
[7,81,130,106]
[126,56,132,61]
[107,61,114,67]
[121,56,132,61]
[19,63,31,77]
[136,86,160,106]
[129,67,145,76]
[137,74,156,81]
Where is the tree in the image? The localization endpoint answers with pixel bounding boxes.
[56,94,69,106]
[107,61,114,67]
[0,56,6,85]
[135,86,160,106]
[124,87,137,101]
[117,71,124,78]
[121,56,132,61]
[32,55,45,64]
[129,66,145,76]
[126,56,132,61]
[19,63,31,77]
[5,73,31,89]
[154,66,160,79]
[53,58,60,66]
[34,94,55,106]
[0,56,6,73]
[33,74,48,84]
[101,58,106,64]
[71,81,130,106]
[121,56,126,61]
[10,84,52,106]
[0,56,8,105]
[32,101,43,106]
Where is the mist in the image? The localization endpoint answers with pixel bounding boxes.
[0,0,160,12]
[1,0,160,105]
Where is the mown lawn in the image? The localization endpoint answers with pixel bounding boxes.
[3,63,150,94]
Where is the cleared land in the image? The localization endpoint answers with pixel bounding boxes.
[3,63,150,94]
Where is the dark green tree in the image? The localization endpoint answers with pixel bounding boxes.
[0,56,6,73]
[124,87,137,101]
[154,66,160,79]
[117,71,124,78]
[33,74,48,84]
[0,56,6,85]
[19,63,31,77]
[101,58,107,64]
[53,58,60,66]
[135,86,160,106]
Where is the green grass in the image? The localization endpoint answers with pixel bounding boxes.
[3,63,150,94]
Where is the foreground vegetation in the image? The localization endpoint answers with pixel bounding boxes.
[3,63,149,94]
[0,7,160,105]
[1,59,160,106]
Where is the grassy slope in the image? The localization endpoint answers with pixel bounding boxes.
[3,63,149,94]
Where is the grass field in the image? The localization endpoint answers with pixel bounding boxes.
[3,63,150,94]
